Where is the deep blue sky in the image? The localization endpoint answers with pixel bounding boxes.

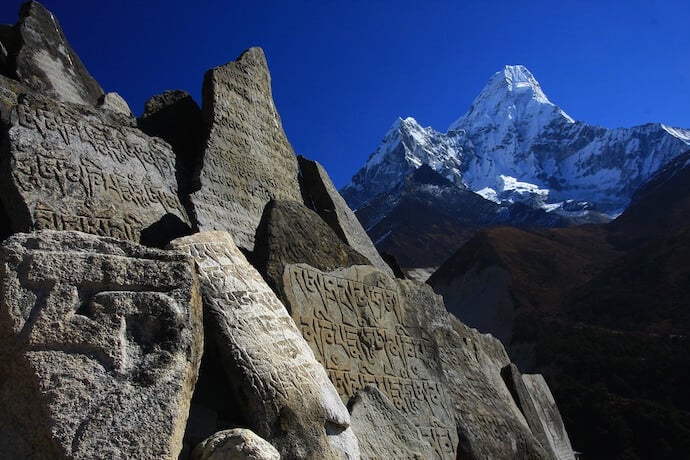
[2,1,689,188]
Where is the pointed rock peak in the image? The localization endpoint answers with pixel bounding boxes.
[498,65,550,102]
[450,64,573,130]
[7,0,104,105]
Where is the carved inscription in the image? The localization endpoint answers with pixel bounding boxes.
[0,231,202,459]
[190,48,301,251]
[2,95,189,242]
[169,232,358,458]
[284,264,457,459]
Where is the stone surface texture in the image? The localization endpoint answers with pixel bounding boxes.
[253,199,370,295]
[169,231,359,459]
[298,155,393,276]
[191,429,280,460]
[0,230,203,459]
[0,93,191,246]
[348,384,430,459]
[521,374,576,460]
[282,263,551,459]
[98,91,134,119]
[190,47,302,252]
[5,1,103,106]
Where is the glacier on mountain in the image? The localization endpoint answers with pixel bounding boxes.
[342,65,690,216]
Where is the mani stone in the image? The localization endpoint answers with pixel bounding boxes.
[0,230,204,460]
[168,231,359,460]
[253,199,370,295]
[190,47,302,252]
[348,385,430,460]
[282,263,555,459]
[3,1,104,106]
[407,281,550,460]
[191,429,280,460]
[97,92,134,119]
[0,93,192,246]
[298,155,394,277]
[281,263,459,459]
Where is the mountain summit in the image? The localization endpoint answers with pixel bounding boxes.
[342,65,690,216]
[449,65,574,132]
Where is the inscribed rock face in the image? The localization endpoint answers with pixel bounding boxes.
[0,94,191,245]
[282,263,556,459]
[282,264,459,459]
[0,230,203,460]
[190,47,302,252]
[348,384,430,459]
[169,231,359,459]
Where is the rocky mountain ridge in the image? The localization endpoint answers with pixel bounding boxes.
[341,65,690,228]
[0,2,574,459]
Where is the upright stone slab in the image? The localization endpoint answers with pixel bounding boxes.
[169,232,359,459]
[0,94,191,245]
[4,2,104,106]
[405,281,550,460]
[348,385,430,459]
[521,375,576,460]
[190,48,302,251]
[0,230,203,460]
[298,155,393,277]
[282,263,459,459]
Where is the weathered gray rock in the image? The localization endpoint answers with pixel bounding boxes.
[190,47,302,251]
[299,155,394,277]
[502,364,575,460]
[521,374,576,460]
[253,199,370,295]
[4,2,103,106]
[0,230,204,459]
[169,231,359,459]
[282,263,552,459]
[138,89,204,197]
[98,91,134,118]
[0,93,192,246]
[348,385,430,459]
[408,282,549,460]
[192,429,280,460]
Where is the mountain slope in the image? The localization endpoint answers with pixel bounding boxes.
[342,66,690,216]
[427,153,690,459]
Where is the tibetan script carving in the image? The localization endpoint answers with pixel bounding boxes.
[0,94,190,243]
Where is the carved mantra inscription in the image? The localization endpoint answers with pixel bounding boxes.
[190,48,301,252]
[285,264,457,459]
[3,95,189,241]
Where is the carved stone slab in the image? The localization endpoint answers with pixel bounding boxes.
[281,263,459,459]
[348,384,430,459]
[169,231,359,459]
[521,374,576,460]
[190,48,302,252]
[0,94,191,245]
[405,280,550,460]
[298,155,393,277]
[0,230,203,460]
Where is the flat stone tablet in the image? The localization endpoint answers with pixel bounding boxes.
[0,94,191,246]
[0,230,203,460]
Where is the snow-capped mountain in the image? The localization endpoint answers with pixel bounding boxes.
[342,65,690,216]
